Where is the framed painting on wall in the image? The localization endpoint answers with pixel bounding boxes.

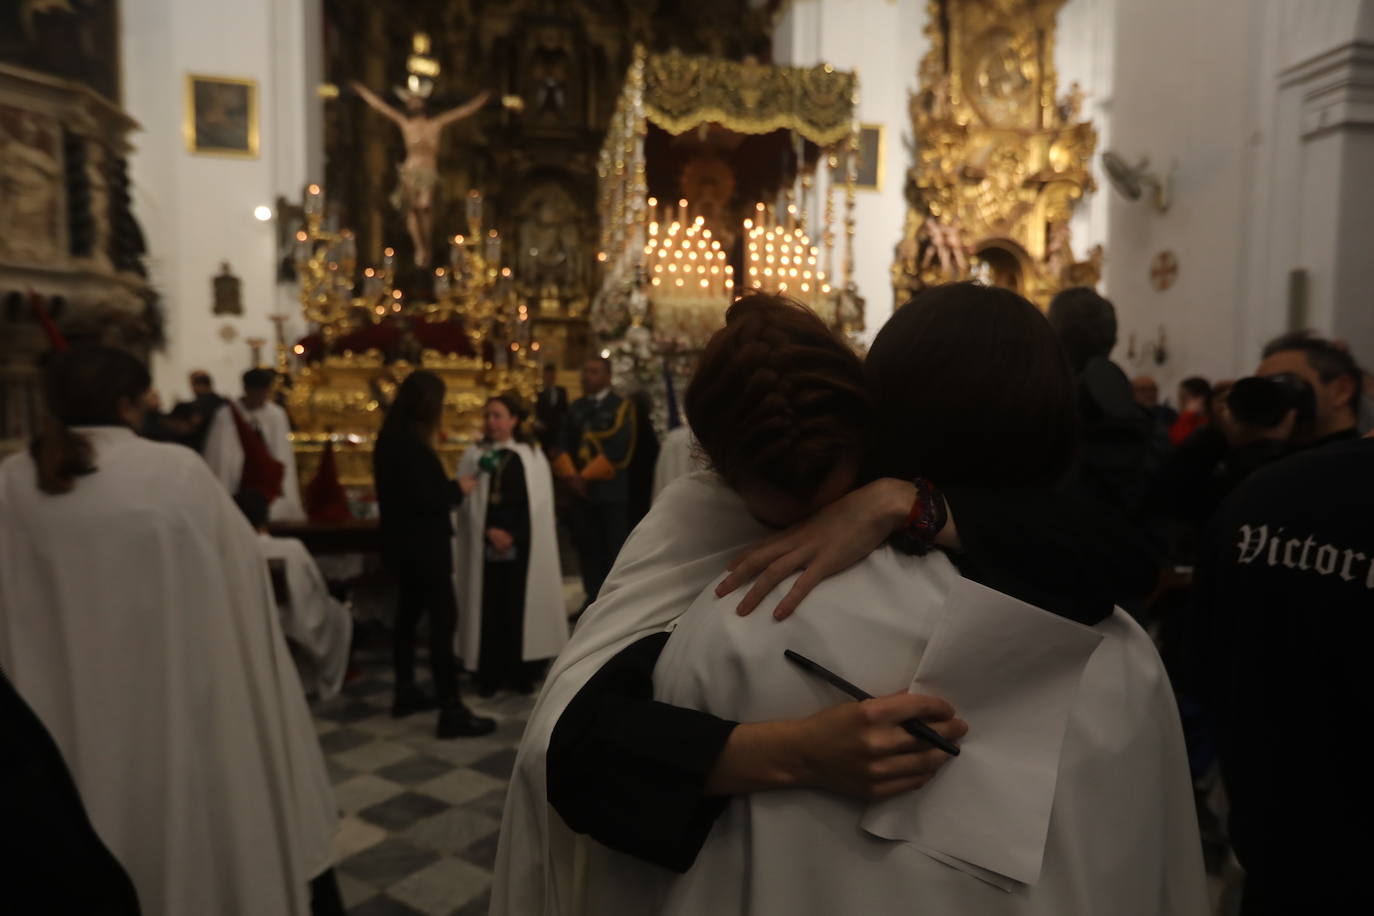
[853,123,883,191]
[185,74,258,158]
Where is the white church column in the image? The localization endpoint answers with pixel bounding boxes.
[772,0,925,340]
[1275,4,1374,356]
[1056,0,1116,280]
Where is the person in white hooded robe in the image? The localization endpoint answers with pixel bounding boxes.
[595,285,1207,915]
[0,346,340,916]
[453,395,569,695]
[493,287,1205,916]
[204,367,307,521]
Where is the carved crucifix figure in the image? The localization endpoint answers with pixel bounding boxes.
[350,81,491,267]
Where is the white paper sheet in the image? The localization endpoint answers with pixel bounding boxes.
[862,576,1104,888]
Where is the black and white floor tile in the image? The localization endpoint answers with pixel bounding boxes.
[312,634,536,916]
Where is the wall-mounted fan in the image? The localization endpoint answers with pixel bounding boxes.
[1101,151,1171,213]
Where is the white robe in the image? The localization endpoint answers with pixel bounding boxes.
[652,425,702,502]
[0,427,337,916]
[258,533,354,700]
[452,441,568,666]
[491,472,770,916]
[494,472,1208,916]
[594,554,1210,916]
[204,400,307,521]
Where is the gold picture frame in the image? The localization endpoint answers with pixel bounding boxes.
[185,74,258,158]
[854,123,884,191]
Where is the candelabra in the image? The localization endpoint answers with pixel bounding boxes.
[292,184,394,349]
[641,197,734,344]
[743,201,832,313]
[426,191,516,351]
[291,184,532,367]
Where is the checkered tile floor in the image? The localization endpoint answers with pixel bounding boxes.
[312,633,537,916]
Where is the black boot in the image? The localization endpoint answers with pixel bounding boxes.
[391,685,437,719]
[436,705,497,739]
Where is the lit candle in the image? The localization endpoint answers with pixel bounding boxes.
[466,190,482,228]
[485,230,501,265]
[304,184,323,217]
[450,235,466,273]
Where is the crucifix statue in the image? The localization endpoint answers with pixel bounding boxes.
[350,79,491,268]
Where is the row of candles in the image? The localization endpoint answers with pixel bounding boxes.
[743,201,831,307]
[643,197,734,300]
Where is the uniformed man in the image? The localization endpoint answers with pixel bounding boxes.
[553,357,637,611]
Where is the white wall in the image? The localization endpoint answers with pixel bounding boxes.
[773,0,926,340]
[1096,0,1373,396]
[121,0,322,403]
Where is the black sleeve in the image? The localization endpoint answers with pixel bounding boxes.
[547,632,738,873]
[379,436,460,512]
[1151,425,1230,522]
[940,485,1161,625]
[1,672,143,916]
[560,403,580,461]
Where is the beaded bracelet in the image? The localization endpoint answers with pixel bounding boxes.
[890,477,948,556]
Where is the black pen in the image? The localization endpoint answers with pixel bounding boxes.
[783,649,960,756]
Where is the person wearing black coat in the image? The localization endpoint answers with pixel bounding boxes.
[1,667,142,915]
[373,370,495,739]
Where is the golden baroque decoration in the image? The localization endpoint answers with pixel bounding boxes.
[643,49,857,147]
[892,0,1102,309]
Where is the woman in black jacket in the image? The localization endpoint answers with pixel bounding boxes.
[373,370,495,739]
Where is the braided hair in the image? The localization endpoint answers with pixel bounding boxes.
[685,292,871,501]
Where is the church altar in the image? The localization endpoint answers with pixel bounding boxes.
[281,181,539,489]
[890,0,1103,308]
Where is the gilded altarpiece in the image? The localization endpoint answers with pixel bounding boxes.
[323,0,774,370]
[891,0,1102,308]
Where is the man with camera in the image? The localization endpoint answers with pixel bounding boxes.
[1154,331,1363,524]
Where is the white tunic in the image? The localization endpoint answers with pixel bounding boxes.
[0,427,337,916]
[595,554,1209,916]
[204,400,307,521]
[452,441,568,666]
[492,472,770,916]
[651,425,702,502]
[258,533,354,700]
[494,472,1208,916]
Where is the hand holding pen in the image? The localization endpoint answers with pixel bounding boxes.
[784,649,964,756]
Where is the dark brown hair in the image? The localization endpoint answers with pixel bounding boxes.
[242,367,276,392]
[484,393,531,444]
[380,370,446,442]
[685,292,871,500]
[866,283,1078,488]
[1263,329,1363,415]
[31,344,151,495]
[1047,286,1117,374]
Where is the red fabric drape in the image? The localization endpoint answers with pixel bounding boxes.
[228,403,284,503]
[30,292,67,352]
[305,440,351,523]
